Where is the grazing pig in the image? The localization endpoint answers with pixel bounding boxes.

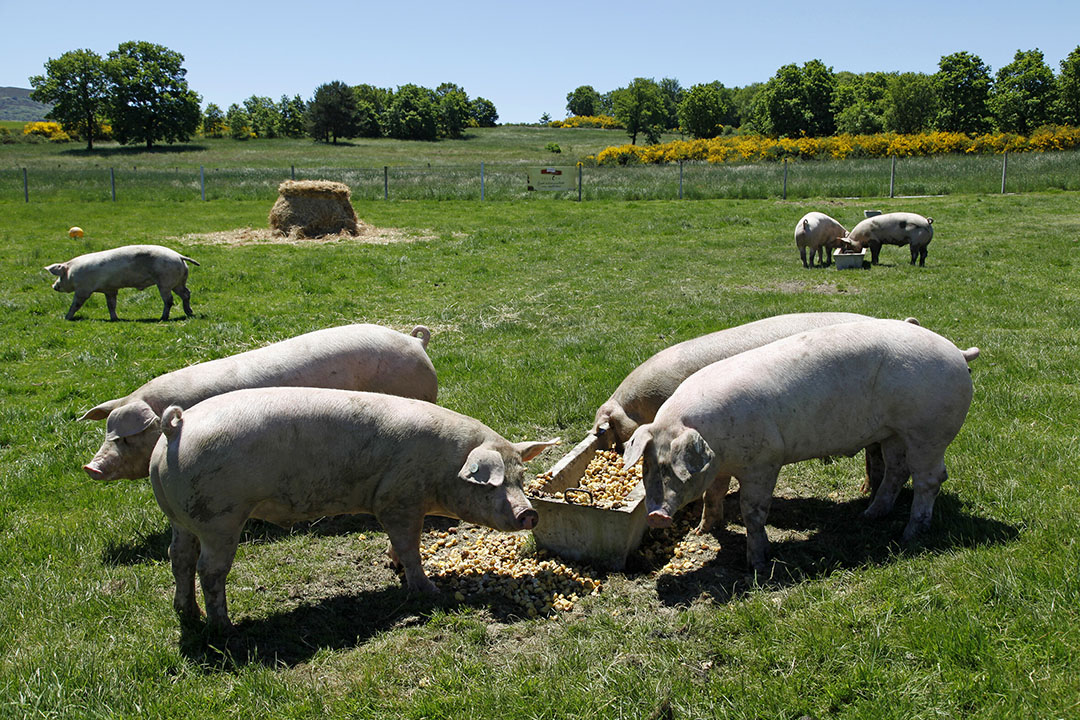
[149,387,559,630]
[592,312,876,531]
[846,212,934,266]
[794,212,848,268]
[46,244,199,321]
[622,319,978,571]
[81,324,438,481]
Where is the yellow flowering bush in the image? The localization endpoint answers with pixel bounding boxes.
[550,115,622,129]
[594,126,1080,165]
[23,122,71,142]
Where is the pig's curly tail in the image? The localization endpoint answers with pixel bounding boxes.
[161,406,184,439]
[411,325,431,349]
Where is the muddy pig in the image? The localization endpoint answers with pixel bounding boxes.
[150,387,559,630]
[81,324,437,481]
[46,244,199,321]
[846,212,934,266]
[622,319,978,571]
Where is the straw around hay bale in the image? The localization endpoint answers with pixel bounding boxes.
[268,180,360,238]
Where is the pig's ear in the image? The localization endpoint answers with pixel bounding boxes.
[511,438,560,462]
[670,428,714,483]
[622,425,653,469]
[458,446,506,487]
[104,400,159,440]
[78,398,122,421]
[45,263,66,277]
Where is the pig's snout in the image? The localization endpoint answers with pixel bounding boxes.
[647,510,673,529]
[83,462,106,481]
[517,508,539,530]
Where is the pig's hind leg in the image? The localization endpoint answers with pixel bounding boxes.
[196,530,242,631]
[903,455,949,541]
[862,436,910,520]
[156,284,175,321]
[169,525,201,622]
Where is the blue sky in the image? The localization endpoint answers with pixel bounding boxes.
[4,0,1078,124]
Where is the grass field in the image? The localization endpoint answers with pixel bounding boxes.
[4,127,1079,202]
[2,158,1080,716]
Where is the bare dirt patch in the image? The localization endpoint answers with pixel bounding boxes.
[174,223,439,247]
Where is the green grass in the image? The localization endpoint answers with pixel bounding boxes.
[2,191,1080,718]
[4,126,1079,202]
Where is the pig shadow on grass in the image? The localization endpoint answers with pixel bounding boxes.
[650,489,1017,608]
[102,513,458,566]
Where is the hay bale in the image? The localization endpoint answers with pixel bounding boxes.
[268,180,360,238]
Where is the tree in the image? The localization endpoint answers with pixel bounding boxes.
[470,97,498,127]
[832,71,889,135]
[677,82,734,138]
[566,85,602,117]
[435,83,470,138]
[307,80,361,143]
[883,72,937,134]
[353,84,391,137]
[277,95,307,138]
[732,83,763,130]
[202,103,225,137]
[753,60,836,137]
[226,103,251,140]
[611,77,666,144]
[658,77,683,130]
[934,51,993,134]
[243,95,281,138]
[991,48,1057,133]
[29,48,110,150]
[106,41,201,149]
[1056,46,1080,126]
[386,84,439,140]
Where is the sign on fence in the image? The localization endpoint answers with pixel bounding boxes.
[527,166,575,192]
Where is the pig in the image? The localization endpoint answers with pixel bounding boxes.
[81,323,438,481]
[794,212,848,268]
[592,312,883,532]
[45,244,199,321]
[846,212,934,266]
[622,319,978,571]
[149,387,559,630]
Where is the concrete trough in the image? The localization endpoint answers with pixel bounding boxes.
[529,430,648,570]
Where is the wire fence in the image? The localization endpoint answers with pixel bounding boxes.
[5,150,1079,203]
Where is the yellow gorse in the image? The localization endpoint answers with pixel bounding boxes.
[596,126,1080,165]
[550,115,622,129]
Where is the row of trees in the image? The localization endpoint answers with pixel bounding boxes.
[30,43,500,149]
[567,47,1080,143]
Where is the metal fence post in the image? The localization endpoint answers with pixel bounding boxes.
[782,158,788,200]
[1001,151,1008,194]
[200,166,206,201]
[679,161,684,200]
[290,165,295,180]
[110,167,116,201]
[23,167,28,202]
[578,163,583,202]
[384,166,389,201]
[890,156,896,198]
[481,162,485,201]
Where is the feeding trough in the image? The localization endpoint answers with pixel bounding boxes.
[528,429,648,570]
[834,248,867,269]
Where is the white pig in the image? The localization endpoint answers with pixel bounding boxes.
[81,324,437,481]
[150,387,559,630]
[846,212,934,266]
[794,212,848,268]
[622,319,978,571]
[593,312,879,531]
[46,244,198,321]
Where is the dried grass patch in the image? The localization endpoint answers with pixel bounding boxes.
[174,223,440,247]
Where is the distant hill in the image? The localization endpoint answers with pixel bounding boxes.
[0,87,52,121]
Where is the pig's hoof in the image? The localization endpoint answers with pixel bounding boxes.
[408,578,440,594]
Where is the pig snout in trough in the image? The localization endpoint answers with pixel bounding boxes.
[46,244,198,321]
[846,212,934,266]
[149,387,558,631]
[622,319,978,572]
[80,323,438,481]
[794,212,848,268]
[592,312,879,532]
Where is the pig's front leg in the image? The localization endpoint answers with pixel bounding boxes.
[379,508,438,593]
[65,291,92,320]
[696,473,732,533]
[104,291,119,321]
[736,466,780,572]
